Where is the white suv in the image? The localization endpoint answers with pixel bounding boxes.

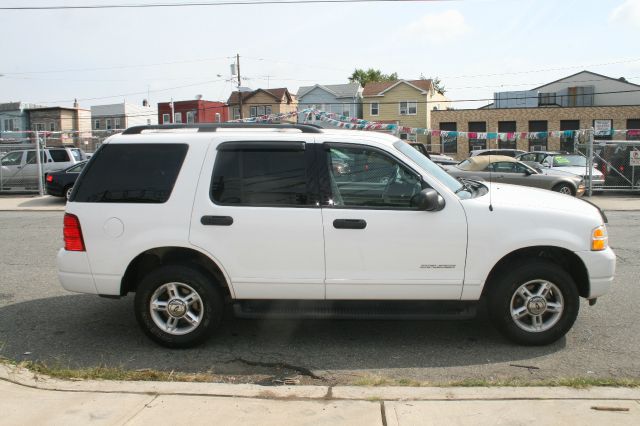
[57,124,616,348]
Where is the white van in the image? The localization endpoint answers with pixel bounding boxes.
[0,147,86,190]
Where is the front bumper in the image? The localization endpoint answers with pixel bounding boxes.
[575,247,616,299]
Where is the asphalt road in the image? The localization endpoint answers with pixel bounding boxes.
[0,210,639,385]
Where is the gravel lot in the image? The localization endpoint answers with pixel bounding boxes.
[0,210,638,385]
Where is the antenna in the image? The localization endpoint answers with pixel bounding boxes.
[488,130,495,212]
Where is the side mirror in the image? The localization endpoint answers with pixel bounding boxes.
[524,168,533,176]
[412,188,445,211]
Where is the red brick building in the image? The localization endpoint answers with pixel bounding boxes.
[157,99,228,125]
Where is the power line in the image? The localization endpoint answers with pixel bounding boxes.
[0,0,441,11]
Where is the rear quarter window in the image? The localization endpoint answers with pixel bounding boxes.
[49,149,70,162]
[72,143,188,203]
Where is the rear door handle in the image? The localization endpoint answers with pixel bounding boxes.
[333,219,367,229]
[201,215,233,226]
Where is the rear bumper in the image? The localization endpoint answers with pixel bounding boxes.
[575,247,616,299]
[57,249,98,294]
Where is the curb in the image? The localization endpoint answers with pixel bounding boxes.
[2,364,639,402]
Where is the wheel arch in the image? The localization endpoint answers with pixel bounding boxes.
[481,245,590,299]
[120,246,232,299]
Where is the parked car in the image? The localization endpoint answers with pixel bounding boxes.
[58,124,613,348]
[444,155,585,196]
[470,148,527,158]
[45,161,88,200]
[1,147,87,190]
[408,143,458,165]
[517,152,604,189]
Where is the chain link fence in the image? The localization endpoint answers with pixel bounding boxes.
[1,130,121,194]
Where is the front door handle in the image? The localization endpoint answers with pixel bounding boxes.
[201,215,233,226]
[333,219,367,229]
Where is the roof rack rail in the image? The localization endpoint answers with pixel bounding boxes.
[121,123,323,135]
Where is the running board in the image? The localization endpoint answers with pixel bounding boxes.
[233,300,477,320]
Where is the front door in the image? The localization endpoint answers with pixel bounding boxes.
[190,139,326,300]
[320,143,467,300]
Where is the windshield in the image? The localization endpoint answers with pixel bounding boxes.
[393,140,470,198]
[552,155,586,167]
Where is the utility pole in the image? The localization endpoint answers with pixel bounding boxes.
[237,53,243,120]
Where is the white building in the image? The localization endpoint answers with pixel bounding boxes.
[91,101,158,131]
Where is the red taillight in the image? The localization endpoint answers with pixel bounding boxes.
[46,174,53,182]
[619,166,625,172]
[64,213,85,251]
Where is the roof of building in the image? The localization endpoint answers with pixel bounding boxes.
[227,88,292,105]
[28,106,89,112]
[296,83,362,99]
[362,79,433,96]
[532,70,640,91]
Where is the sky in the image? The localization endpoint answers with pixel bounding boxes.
[0,0,639,110]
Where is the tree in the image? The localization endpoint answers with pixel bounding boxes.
[349,68,398,87]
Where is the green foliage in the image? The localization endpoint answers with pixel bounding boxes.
[349,68,398,87]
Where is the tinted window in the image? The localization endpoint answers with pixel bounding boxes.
[70,149,83,161]
[211,143,310,206]
[67,162,86,173]
[327,145,422,209]
[73,143,187,203]
[49,149,70,162]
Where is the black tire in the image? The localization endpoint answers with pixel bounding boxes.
[64,185,74,201]
[552,183,575,196]
[134,264,223,348]
[487,259,579,346]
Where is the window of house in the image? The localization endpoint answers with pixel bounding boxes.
[3,119,16,131]
[49,122,55,132]
[34,123,45,132]
[567,86,594,107]
[538,92,557,106]
[528,120,548,151]
[174,113,182,124]
[627,119,640,141]
[162,113,170,124]
[468,121,487,152]
[498,121,517,150]
[440,122,458,154]
[249,106,273,117]
[560,120,580,152]
[106,119,112,130]
[325,145,422,209]
[370,102,379,116]
[399,101,417,115]
[94,119,100,130]
[115,118,121,129]
[211,142,310,206]
[232,107,240,120]
[342,109,350,118]
[186,111,196,124]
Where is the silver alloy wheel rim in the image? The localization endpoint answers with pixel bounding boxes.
[510,279,564,333]
[66,187,73,200]
[149,282,204,336]
[558,186,572,195]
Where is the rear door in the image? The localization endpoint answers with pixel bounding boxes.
[190,138,326,300]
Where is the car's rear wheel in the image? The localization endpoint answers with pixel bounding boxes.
[64,185,74,201]
[134,265,223,348]
[552,183,574,196]
[487,259,579,345]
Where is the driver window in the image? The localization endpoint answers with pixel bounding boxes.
[326,146,422,209]
[1,152,23,166]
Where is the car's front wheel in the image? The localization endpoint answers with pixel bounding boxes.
[552,183,574,196]
[487,259,579,345]
[134,265,223,348]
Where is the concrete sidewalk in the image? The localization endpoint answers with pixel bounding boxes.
[1,364,638,425]
[1,194,639,212]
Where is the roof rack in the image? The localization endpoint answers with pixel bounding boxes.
[121,123,323,135]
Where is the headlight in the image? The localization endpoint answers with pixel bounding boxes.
[591,225,608,251]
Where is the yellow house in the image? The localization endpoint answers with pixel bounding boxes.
[227,88,297,122]
[362,80,449,144]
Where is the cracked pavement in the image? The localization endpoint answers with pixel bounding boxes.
[0,210,639,385]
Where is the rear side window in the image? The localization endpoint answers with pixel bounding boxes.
[72,143,188,203]
[210,142,311,206]
[70,149,83,161]
[49,149,70,162]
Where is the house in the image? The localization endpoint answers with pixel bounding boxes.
[0,102,45,142]
[296,83,362,125]
[91,101,158,131]
[157,98,228,125]
[226,88,297,122]
[361,79,449,143]
[431,70,640,158]
[27,101,92,146]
